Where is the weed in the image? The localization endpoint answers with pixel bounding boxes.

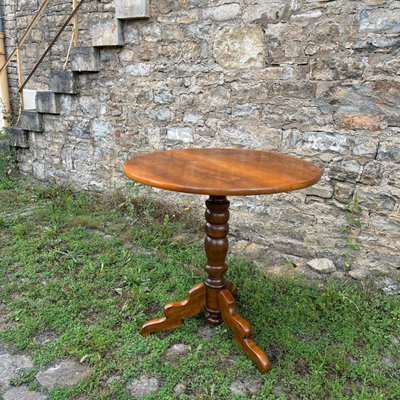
[13,222,27,236]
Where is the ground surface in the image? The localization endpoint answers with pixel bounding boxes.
[0,178,399,399]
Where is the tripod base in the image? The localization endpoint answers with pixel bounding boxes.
[139,283,271,373]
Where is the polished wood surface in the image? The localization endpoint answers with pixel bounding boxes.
[140,283,206,336]
[219,289,271,373]
[123,148,321,196]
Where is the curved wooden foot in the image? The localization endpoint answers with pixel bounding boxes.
[140,283,206,336]
[219,289,271,373]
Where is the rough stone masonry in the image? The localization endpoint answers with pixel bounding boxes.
[2,0,400,275]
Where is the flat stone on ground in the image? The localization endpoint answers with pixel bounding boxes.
[0,353,33,391]
[307,258,336,274]
[35,360,90,389]
[229,376,263,396]
[196,325,215,339]
[162,343,190,362]
[127,376,159,397]
[3,386,47,400]
[173,383,187,395]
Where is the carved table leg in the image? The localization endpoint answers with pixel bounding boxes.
[139,195,271,372]
[219,289,271,373]
[140,283,206,336]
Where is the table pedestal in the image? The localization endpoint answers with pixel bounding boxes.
[140,195,271,373]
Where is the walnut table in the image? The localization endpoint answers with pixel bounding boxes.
[123,148,321,373]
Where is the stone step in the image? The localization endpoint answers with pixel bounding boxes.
[71,47,101,72]
[51,71,78,94]
[91,19,124,47]
[18,111,43,133]
[115,0,150,19]
[9,126,29,148]
[22,89,38,111]
[36,90,60,114]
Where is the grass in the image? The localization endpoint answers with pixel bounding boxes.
[0,179,399,399]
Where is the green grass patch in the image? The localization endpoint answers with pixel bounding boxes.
[0,181,399,399]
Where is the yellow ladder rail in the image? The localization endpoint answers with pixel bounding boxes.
[0,0,51,75]
[19,0,86,93]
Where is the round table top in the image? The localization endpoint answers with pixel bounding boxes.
[123,148,322,196]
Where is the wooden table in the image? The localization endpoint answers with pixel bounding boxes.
[123,148,321,373]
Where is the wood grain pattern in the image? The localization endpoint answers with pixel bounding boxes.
[204,196,230,325]
[123,148,322,196]
[140,283,206,336]
[219,289,272,373]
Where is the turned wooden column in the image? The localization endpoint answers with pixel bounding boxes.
[204,195,230,325]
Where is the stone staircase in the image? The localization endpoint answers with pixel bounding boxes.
[10,0,149,148]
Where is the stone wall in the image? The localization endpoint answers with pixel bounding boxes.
[3,0,400,275]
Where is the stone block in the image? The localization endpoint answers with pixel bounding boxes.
[213,26,265,69]
[68,126,90,139]
[92,119,112,141]
[203,4,241,21]
[166,126,194,143]
[330,160,361,182]
[243,1,286,23]
[334,182,354,204]
[9,127,29,148]
[36,360,90,389]
[128,376,159,397]
[310,57,367,81]
[357,187,396,212]
[0,352,33,392]
[19,111,43,132]
[3,386,46,400]
[360,162,383,185]
[352,36,400,51]
[285,131,349,154]
[377,141,400,164]
[359,8,400,33]
[91,19,124,47]
[22,89,37,110]
[36,90,59,114]
[335,113,381,131]
[352,137,379,160]
[304,182,333,199]
[51,71,77,94]
[307,258,336,274]
[115,0,150,19]
[71,47,101,72]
